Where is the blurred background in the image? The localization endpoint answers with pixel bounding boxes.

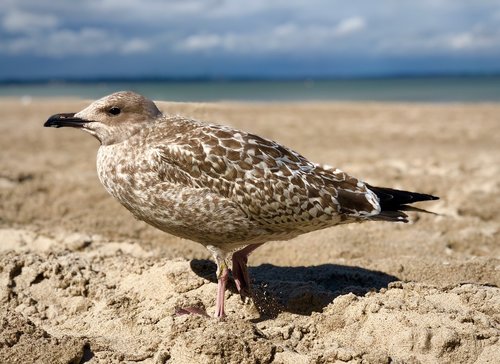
[1,0,499,102]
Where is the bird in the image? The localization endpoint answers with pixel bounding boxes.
[44,91,439,318]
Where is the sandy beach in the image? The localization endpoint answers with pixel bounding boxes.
[0,97,498,363]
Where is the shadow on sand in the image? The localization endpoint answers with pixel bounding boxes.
[190,259,398,318]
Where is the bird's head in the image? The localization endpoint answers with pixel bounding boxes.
[44,91,162,145]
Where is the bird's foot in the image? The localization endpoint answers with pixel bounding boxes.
[234,280,253,304]
[241,293,252,305]
[232,255,253,303]
[231,243,263,304]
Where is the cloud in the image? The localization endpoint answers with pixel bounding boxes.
[0,28,151,57]
[1,28,113,56]
[2,1,499,58]
[334,16,365,36]
[180,34,223,52]
[0,0,500,78]
[120,38,152,54]
[176,16,367,54]
[2,10,58,33]
[448,29,499,51]
[375,24,500,56]
[449,33,476,49]
[89,0,209,17]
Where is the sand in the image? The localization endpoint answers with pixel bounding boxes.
[0,97,499,363]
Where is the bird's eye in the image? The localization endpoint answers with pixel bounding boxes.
[109,107,121,116]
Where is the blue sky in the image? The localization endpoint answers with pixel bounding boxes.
[1,0,500,80]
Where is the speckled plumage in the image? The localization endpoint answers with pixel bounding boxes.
[97,114,382,250]
[45,91,438,318]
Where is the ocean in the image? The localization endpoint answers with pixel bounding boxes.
[1,76,499,102]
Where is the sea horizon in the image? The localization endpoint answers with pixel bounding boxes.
[1,74,499,103]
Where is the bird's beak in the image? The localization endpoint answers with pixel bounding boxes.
[44,113,89,128]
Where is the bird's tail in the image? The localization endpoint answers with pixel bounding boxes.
[367,185,439,223]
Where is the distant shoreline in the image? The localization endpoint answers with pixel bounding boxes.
[1,73,500,85]
[1,76,499,102]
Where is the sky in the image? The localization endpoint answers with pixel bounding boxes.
[1,0,500,80]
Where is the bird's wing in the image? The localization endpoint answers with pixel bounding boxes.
[153,119,380,226]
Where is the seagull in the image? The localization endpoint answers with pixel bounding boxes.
[44,91,438,318]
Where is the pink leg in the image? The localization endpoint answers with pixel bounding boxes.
[232,243,263,301]
[215,265,229,318]
[206,246,231,318]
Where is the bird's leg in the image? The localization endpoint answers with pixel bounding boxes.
[231,243,263,302]
[215,258,229,318]
[207,246,231,318]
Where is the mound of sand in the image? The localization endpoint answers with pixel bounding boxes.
[0,98,498,363]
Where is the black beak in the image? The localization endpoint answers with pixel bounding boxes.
[44,113,88,128]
